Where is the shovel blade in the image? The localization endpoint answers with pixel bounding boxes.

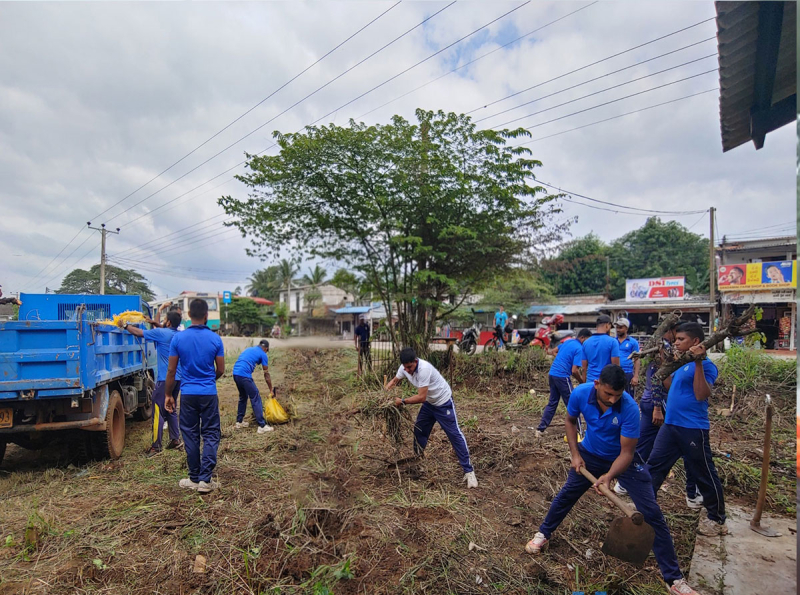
[601,515,655,566]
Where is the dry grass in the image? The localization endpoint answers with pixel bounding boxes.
[0,347,794,594]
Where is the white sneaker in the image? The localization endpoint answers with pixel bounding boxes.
[534,429,544,439]
[686,492,704,509]
[525,532,548,554]
[697,516,728,536]
[614,482,628,496]
[669,578,700,595]
[257,424,274,434]
[234,421,249,429]
[465,471,478,488]
[197,480,219,494]
[179,478,199,491]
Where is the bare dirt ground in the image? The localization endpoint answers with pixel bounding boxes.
[0,348,795,595]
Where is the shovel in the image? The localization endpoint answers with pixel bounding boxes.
[579,467,655,566]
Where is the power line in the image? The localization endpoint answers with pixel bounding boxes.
[37,4,401,290]
[110,255,253,276]
[40,240,101,291]
[513,88,717,146]
[115,213,229,256]
[310,1,532,125]
[115,216,234,258]
[686,212,708,231]
[115,219,237,259]
[558,194,701,217]
[89,1,402,224]
[354,2,598,120]
[537,179,706,215]
[23,226,87,291]
[722,222,799,236]
[475,44,716,125]
[103,2,457,226]
[519,68,717,132]
[466,16,715,115]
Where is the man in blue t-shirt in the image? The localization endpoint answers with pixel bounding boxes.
[232,340,273,434]
[526,365,700,595]
[166,299,225,494]
[494,306,508,347]
[535,328,591,436]
[123,310,183,456]
[614,318,640,395]
[647,322,727,537]
[581,315,620,382]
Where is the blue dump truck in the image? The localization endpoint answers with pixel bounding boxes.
[0,294,157,466]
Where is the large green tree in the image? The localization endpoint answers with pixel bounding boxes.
[477,268,554,314]
[330,268,362,299]
[58,264,154,300]
[608,217,709,299]
[220,110,566,353]
[221,297,270,328]
[246,266,281,301]
[540,234,611,296]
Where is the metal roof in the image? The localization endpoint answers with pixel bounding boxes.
[525,303,606,316]
[333,306,371,314]
[716,1,796,152]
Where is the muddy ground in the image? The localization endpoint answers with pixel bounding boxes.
[0,348,795,595]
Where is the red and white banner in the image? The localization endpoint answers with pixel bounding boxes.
[625,277,685,302]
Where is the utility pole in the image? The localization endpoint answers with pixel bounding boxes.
[605,256,610,301]
[709,207,716,332]
[87,222,120,295]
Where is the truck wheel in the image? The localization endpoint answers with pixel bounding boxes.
[134,377,155,421]
[0,441,6,467]
[71,432,93,465]
[94,390,125,460]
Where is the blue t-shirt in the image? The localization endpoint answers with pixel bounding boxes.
[494,311,508,328]
[143,327,180,382]
[168,325,224,395]
[549,339,584,378]
[581,334,620,381]
[232,346,269,377]
[568,383,640,461]
[617,336,640,373]
[664,359,719,430]
[640,360,668,405]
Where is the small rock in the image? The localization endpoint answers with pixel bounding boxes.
[193,555,207,574]
[529,389,536,395]
[585,548,595,560]
[511,425,520,434]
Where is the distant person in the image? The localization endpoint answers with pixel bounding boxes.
[646,322,727,536]
[535,329,591,437]
[614,318,640,395]
[494,306,508,347]
[149,302,184,331]
[232,340,274,434]
[385,348,477,489]
[580,315,620,382]
[166,299,225,494]
[122,310,183,456]
[354,319,371,368]
[271,323,281,339]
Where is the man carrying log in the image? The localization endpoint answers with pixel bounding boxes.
[385,347,477,489]
[646,322,728,536]
[525,364,701,595]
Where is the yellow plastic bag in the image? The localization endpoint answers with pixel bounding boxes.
[97,310,148,327]
[264,397,289,424]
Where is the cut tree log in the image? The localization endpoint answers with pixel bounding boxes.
[652,305,757,382]
[631,310,682,360]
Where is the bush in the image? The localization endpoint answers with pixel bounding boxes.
[718,346,796,394]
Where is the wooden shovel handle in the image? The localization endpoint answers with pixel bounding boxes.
[579,467,644,525]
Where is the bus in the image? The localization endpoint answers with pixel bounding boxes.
[149,292,221,332]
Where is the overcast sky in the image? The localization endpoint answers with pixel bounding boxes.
[1,1,795,299]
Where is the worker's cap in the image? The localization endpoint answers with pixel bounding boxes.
[259,339,270,349]
[596,314,612,324]
[614,317,631,328]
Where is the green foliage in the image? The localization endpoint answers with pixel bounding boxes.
[330,268,362,298]
[540,233,609,295]
[277,258,300,294]
[221,298,269,327]
[246,266,281,301]
[476,268,554,314]
[302,264,328,287]
[57,264,154,300]
[219,109,567,353]
[718,346,797,393]
[274,302,289,325]
[608,217,709,299]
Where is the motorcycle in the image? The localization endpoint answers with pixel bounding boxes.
[484,315,520,352]
[529,314,575,350]
[458,320,481,355]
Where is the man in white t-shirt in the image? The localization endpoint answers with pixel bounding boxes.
[385,347,478,489]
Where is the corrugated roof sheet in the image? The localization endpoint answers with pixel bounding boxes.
[525,304,605,316]
[716,1,796,151]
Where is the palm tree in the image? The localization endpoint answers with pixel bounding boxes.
[276,258,300,308]
[246,267,280,300]
[302,264,328,287]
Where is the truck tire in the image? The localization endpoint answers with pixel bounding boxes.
[0,440,6,467]
[94,390,126,460]
[134,376,155,421]
[71,432,93,465]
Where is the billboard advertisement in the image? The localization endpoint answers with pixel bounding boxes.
[625,277,685,301]
[717,261,796,291]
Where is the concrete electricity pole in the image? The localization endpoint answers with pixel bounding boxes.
[87,222,120,295]
[709,207,716,331]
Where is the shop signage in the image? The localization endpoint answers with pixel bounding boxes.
[721,289,796,304]
[625,277,685,302]
[718,260,796,291]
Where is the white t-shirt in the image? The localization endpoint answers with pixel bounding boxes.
[395,358,452,407]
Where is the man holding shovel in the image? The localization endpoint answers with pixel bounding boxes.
[525,365,700,595]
